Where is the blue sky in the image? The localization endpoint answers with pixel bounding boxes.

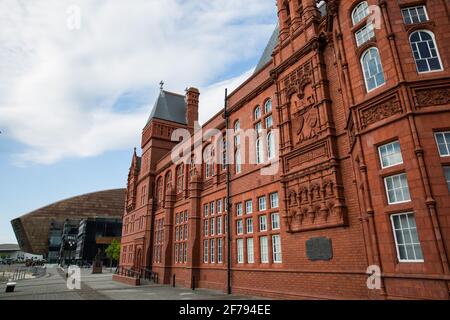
[0,0,277,244]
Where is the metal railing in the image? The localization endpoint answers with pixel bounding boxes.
[115,266,140,279]
[141,268,158,284]
[0,266,46,283]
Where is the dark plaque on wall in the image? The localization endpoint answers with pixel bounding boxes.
[306,237,333,261]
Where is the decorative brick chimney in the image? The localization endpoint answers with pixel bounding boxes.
[185,87,199,128]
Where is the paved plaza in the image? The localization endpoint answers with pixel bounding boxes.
[0,267,261,300]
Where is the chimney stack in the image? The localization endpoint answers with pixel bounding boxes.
[186,87,199,128]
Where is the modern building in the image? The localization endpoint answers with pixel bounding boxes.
[0,244,43,262]
[75,217,122,266]
[115,0,450,299]
[11,189,126,260]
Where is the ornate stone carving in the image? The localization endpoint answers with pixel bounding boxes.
[360,98,402,128]
[415,87,450,107]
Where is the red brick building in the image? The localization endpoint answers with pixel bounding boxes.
[114,0,450,299]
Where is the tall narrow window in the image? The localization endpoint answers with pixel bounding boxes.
[265,115,273,129]
[267,132,275,160]
[260,236,269,263]
[352,1,369,25]
[245,200,253,214]
[271,213,280,230]
[217,238,223,263]
[203,240,208,263]
[378,141,403,168]
[235,149,241,173]
[254,106,261,120]
[272,235,282,263]
[361,47,385,92]
[444,167,450,192]
[247,238,254,263]
[391,213,424,262]
[210,218,215,236]
[176,165,184,193]
[236,202,243,216]
[385,173,411,204]
[258,196,267,211]
[270,192,279,208]
[264,99,272,113]
[204,145,215,178]
[410,30,443,73]
[156,177,163,204]
[259,215,267,232]
[165,171,172,192]
[237,239,244,263]
[246,218,254,234]
[435,132,450,156]
[210,239,215,263]
[217,199,222,213]
[217,216,223,235]
[236,219,243,235]
[256,138,263,164]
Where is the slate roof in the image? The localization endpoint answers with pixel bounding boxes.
[254,26,279,74]
[147,90,187,125]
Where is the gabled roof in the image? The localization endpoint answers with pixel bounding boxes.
[147,90,187,125]
[254,26,279,74]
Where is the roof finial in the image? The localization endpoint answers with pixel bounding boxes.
[159,80,164,91]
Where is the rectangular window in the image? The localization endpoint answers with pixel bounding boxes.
[444,166,450,192]
[237,239,244,264]
[385,173,411,204]
[245,200,253,214]
[236,219,243,235]
[203,240,208,263]
[379,141,403,168]
[210,239,215,263]
[258,196,266,211]
[355,23,375,47]
[175,226,179,241]
[255,122,262,133]
[203,219,208,237]
[217,216,223,235]
[217,199,222,213]
[265,115,273,129]
[260,236,269,263]
[391,213,424,262]
[184,242,187,262]
[210,218,215,236]
[435,132,450,156]
[401,6,428,25]
[259,215,267,232]
[210,201,215,215]
[217,238,223,263]
[246,218,253,234]
[204,203,209,217]
[236,202,243,216]
[272,235,282,263]
[224,198,227,212]
[271,213,280,230]
[247,238,254,263]
[175,244,179,263]
[270,192,279,208]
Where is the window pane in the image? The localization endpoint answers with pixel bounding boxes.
[391,213,423,262]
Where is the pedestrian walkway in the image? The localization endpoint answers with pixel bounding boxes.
[0,267,262,300]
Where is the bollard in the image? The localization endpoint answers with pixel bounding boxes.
[192,276,196,291]
[5,282,16,293]
[172,274,176,287]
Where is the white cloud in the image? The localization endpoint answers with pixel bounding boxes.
[0,0,275,165]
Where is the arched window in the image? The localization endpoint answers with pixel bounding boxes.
[352,1,369,25]
[235,149,241,173]
[264,99,272,113]
[189,156,196,180]
[361,47,385,92]
[268,132,276,160]
[165,171,172,192]
[204,145,215,178]
[409,30,443,73]
[156,177,163,203]
[256,138,263,164]
[234,120,240,132]
[176,165,184,193]
[254,106,261,120]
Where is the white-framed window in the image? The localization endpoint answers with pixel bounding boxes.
[391,213,424,262]
[256,138,263,164]
[385,173,411,204]
[259,215,267,232]
[237,239,244,264]
[254,106,261,120]
[203,240,208,263]
[236,202,243,216]
[237,219,244,235]
[245,200,253,214]
[435,132,450,156]
[210,218,215,236]
[410,30,443,73]
[210,201,215,215]
[271,213,280,230]
[204,145,215,178]
[203,219,208,236]
[264,99,272,113]
[210,239,215,263]
[267,132,275,160]
[352,1,369,25]
[260,236,269,263]
[247,238,254,263]
[204,203,209,217]
[270,192,279,208]
[379,140,403,168]
[402,6,428,25]
[265,115,273,129]
[272,235,282,263]
[175,244,179,263]
[234,120,240,132]
[355,22,375,47]
[258,196,267,211]
[361,47,386,92]
[246,218,253,234]
[235,149,241,173]
[217,238,223,263]
[255,121,262,133]
[444,166,450,192]
[184,242,187,262]
[217,199,222,213]
[217,216,223,235]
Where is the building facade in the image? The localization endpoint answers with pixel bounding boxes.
[116,0,450,299]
